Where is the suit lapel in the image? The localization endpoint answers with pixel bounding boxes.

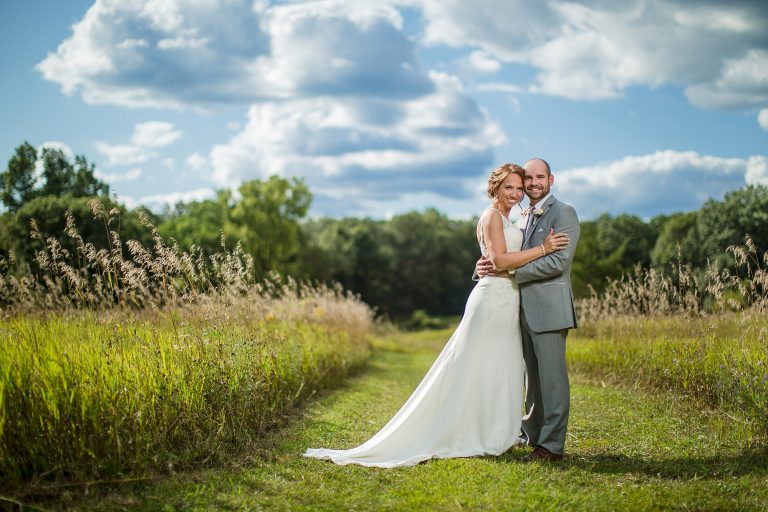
[523,195,557,246]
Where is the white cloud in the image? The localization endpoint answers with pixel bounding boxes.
[476,82,523,94]
[37,0,430,108]
[416,0,768,109]
[122,187,216,211]
[95,167,143,183]
[33,141,76,180]
[36,0,271,108]
[97,120,180,166]
[758,108,768,130]
[131,121,181,148]
[556,150,764,219]
[209,71,505,215]
[35,0,768,114]
[467,50,501,73]
[686,49,768,109]
[184,152,208,172]
[37,141,75,160]
[745,156,768,185]
[95,142,152,167]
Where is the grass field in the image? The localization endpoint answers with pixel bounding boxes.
[0,288,374,498]
[29,325,767,511]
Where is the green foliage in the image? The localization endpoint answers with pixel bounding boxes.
[298,209,477,318]
[0,295,373,491]
[569,314,768,438]
[0,142,37,213]
[68,330,767,511]
[231,176,312,276]
[572,214,659,296]
[159,176,312,278]
[650,211,701,268]
[0,195,150,272]
[0,142,109,214]
[399,309,456,331]
[697,185,768,267]
[158,190,233,255]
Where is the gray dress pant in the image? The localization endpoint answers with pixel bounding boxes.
[520,308,570,455]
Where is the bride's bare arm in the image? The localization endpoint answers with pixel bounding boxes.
[482,212,569,271]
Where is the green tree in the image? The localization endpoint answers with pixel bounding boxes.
[651,211,701,269]
[0,142,109,214]
[298,217,396,313]
[1,142,38,213]
[0,195,150,269]
[572,221,627,297]
[230,176,312,276]
[697,185,768,267]
[158,191,234,255]
[297,210,478,318]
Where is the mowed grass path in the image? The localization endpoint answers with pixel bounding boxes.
[75,329,767,511]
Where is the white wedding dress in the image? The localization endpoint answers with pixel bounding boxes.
[303,208,525,467]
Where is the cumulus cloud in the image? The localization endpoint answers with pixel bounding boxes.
[95,167,143,183]
[467,50,501,73]
[37,0,431,108]
[122,187,215,211]
[36,0,271,108]
[33,141,76,180]
[97,120,181,166]
[745,155,768,185]
[759,108,768,130]
[184,152,208,173]
[416,0,768,109]
[95,142,151,167]
[209,71,505,215]
[556,150,765,219]
[131,121,181,148]
[37,141,75,160]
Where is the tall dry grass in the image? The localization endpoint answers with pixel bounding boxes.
[577,236,768,325]
[0,201,375,494]
[572,237,768,440]
[1,201,267,312]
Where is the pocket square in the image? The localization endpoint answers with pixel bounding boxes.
[537,228,544,232]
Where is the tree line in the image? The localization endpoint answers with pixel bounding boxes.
[2,142,767,319]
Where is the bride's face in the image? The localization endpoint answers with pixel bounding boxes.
[496,172,524,210]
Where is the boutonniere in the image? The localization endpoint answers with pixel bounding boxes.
[533,207,545,218]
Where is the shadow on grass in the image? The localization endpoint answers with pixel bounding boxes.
[490,446,768,480]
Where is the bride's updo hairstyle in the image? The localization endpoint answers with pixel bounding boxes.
[487,163,525,198]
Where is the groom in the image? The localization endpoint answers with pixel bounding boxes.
[477,158,580,461]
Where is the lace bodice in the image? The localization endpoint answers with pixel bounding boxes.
[478,208,523,258]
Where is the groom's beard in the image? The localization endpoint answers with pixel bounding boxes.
[526,185,549,203]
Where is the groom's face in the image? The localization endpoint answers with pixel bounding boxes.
[523,162,553,202]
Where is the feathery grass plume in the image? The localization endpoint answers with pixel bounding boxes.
[573,235,768,441]
[0,200,375,493]
[577,236,768,325]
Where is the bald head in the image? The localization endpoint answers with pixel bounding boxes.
[523,158,551,176]
[522,157,554,204]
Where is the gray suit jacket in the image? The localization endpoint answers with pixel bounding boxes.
[515,195,580,333]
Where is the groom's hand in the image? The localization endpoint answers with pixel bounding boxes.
[476,255,501,277]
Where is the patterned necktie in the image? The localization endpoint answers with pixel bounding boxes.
[523,206,535,239]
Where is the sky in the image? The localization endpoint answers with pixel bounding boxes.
[1,0,766,221]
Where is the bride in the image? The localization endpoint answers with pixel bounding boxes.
[303,163,570,467]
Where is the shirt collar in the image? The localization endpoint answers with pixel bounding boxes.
[529,192,552,209]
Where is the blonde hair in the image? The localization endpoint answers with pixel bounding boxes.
[487,163,525,198]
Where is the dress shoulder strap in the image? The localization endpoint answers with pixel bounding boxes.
[487,207,510,225]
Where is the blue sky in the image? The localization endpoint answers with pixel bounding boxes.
[1,0,766,220]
